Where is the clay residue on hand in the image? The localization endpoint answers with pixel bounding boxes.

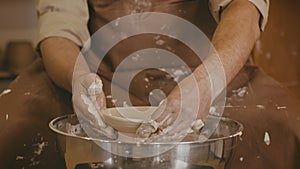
[136,118,205,141]
[136,120,160,138]
[78,78,118,140]
[88,78,103,96]
[192,119,204,133]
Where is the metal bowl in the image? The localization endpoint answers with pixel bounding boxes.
[49,114,243,169]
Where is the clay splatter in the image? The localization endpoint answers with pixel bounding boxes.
[0,89,12,97]
[232,87,248,97]
[156,39,165,46]
[15,156,24,160]
[131,54,141,61]
[33,141,48,155]
[276,105,287,110]
[239,157,244,162]
[111,99,117,105]
[264,132,271,146]
[256,105,265,109]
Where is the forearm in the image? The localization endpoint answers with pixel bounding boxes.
[194,0,261,98]
[212,0,260,81]
[40,37,90,92]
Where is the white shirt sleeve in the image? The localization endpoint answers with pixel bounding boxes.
[209,0,270,31]
[36,0,90,47]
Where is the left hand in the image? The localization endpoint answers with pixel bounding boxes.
[137,73,212,140]
[72,73,117,139]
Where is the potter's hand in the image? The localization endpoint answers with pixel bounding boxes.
[73,73,117,139]
[137,74,211,139]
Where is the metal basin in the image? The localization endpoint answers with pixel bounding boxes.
[49,114,243,169]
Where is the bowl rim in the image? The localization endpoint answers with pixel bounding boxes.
[49,108,243,145]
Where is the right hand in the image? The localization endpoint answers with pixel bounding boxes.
[72,73,117,139]
[136,73,211,140]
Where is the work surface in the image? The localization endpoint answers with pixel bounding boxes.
[0,59,300,169]
[222,67,300,169]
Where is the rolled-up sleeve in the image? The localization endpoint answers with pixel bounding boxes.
[209,0,270,31]
[36,0,90,47]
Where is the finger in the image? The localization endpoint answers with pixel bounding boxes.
[151,99,167,120]
[136,100,168,138]
[136,120,159,138]
[83,122,118,140]
[73,73,107,119]
[86,76,106,111]
[149,108,199,140]
[136,100,176,138]
[82,94,107,127]
[149,118,193,142]
[96,91,106,111]
[154,99,180,128]
[135,100,165,137]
